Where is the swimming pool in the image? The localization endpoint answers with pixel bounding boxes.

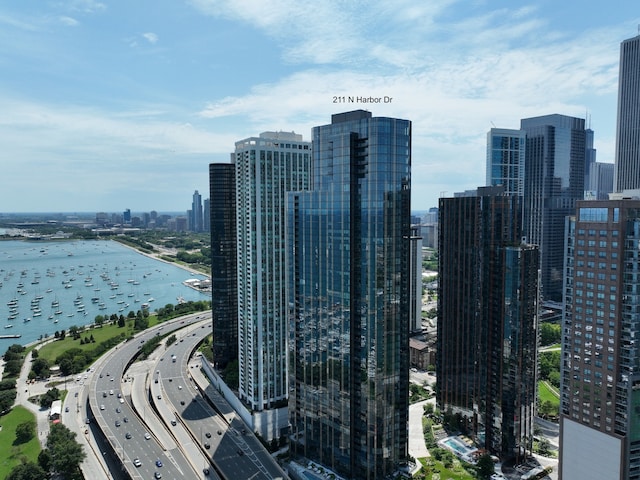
[441,436,477,457]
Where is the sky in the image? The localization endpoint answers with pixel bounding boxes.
[0,0,638,213]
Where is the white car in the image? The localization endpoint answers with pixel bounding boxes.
[100,404,105,410]
[178,385,182,390]
[144,432,151,440]
[119,398,124,404]
[133,458,142,467]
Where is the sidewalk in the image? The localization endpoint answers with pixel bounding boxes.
[409,399,431,459]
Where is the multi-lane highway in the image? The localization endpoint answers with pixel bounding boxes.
[84,312,287,479]
[153,322,287,479]
[88,316,204,479]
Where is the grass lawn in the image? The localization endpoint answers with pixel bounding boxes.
[538,380,559,404]
[417,457,476,480]
[37,314,161,363]
[0,406,41,478]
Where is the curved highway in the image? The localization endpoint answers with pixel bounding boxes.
[152,322,287,479]
[88,314,207,479]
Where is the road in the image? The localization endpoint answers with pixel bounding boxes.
[154,320,287,479]
[87,315,205,479]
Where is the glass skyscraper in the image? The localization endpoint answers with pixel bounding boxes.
[614,34,640,192]
[287,110,411,479]
[437,187,539,461]
[486,128,526,197]
[521,114,586,303]
[209,163,237,370]
[234,131,311,438]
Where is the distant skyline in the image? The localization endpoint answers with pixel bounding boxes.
[1,1,638,212]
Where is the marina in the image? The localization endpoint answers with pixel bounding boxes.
[0,239,210,345]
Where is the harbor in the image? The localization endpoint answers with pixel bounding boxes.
[0,239,210,345]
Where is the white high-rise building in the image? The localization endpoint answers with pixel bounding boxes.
[233,131,311,439]
[614,34,640,192]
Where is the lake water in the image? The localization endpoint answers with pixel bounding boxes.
[0,239,210,346]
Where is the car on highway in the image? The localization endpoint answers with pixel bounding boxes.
[180,400,185,405]
[204,442,210,449]
[205,432,211,438]
[115,420,121,427]
[123,417,129,423]
[144,432,151,440]
[178,385,182,389]
[154,473,162,479]
[156,460,163,467]
[125,432,132,439]
[102,392,107,398]
[100,405,105,410]
[109,389,114,395]
[65,406,69,412]
[119,398,124,404]
[157,394,162,400]
[170,419,177,426]
[133,458,141,467]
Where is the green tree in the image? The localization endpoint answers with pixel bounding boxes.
[0,389,17,412]
[39,387,60,409]
[476,453,495,478]
[31,357,50,377]
[38,448,52,472]
[15,420,36,444]
[31,348,39,359]
[540,322,561,346]
[7,461,47,480]
[46,423,86,478]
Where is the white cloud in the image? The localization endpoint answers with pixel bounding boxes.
[59,16,79,26]
[142,32,158,44]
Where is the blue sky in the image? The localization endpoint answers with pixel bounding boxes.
[1,0,638,213]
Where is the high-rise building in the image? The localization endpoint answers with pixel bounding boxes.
[586,162,615,200]
[410,226,423,333]
[288,110,411,479]
[437,186,539,461]
[521,114,586,303]
[209,163,237,370]
[190,190,203,232]
[203,198,210,233]
[234,131,311,439]
[560,198,640,479]
[614,34,640,192]
[486,128,526,197]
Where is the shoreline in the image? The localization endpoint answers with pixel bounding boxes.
[113,240,211,279]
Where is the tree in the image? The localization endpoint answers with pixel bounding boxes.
[540,322,561,346]
[0,389,17,412]
[117,316,125,328]
[15,420,36,444]
[45,423,86,478]
[59,358,73,376]
[476,454,495,478]
[38,449,52,472]
[31,357,50,377]
[7,461,47,480]
[39,387,60,409]
[31,348,39,359]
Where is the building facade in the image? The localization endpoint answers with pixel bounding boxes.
[209,163,238,370]
[521,114,586,303]
[486,128,526,197]
[287,110,411,479]
[234,131,311,438]
[410,225,423,333]
[614,35,640,192]
[560,199,640,479]
[437,187,539,461]
[190,190,203,232]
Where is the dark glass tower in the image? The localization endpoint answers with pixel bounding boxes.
[614,34,640,192]
[209,163,237,370]
[288,110,411,479]
[521,114,586,303]
[437,187,539,460]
